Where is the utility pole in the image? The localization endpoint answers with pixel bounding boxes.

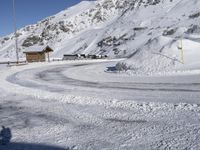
[177,37,184,64]
[12,0,19,64]
[180,37,184,64]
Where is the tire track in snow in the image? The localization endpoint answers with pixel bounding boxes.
[7,64,200,93]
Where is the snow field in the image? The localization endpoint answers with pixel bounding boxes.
[1,60,200,149]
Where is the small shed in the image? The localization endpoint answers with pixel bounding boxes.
[23,46,54,63]
[88,54,98,59]
[63,54,79,60]
[80,54,87,59]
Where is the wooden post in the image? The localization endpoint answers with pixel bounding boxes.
[48,52,50,62]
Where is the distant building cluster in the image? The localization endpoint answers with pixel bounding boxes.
[23,45,108,63]
[62,54,108,60]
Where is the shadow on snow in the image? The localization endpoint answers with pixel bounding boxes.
[0,142,68,150]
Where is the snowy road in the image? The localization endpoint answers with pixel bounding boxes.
[1,60,200,150]
[6,61,200,104]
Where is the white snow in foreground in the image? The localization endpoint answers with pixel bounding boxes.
[0,60,200,149]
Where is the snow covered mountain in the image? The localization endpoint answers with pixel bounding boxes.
[0,0,200,73]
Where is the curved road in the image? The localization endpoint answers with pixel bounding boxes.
[6,61,200,103]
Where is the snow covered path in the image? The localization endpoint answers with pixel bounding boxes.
[1,60,200,149]
[6,60,200,104]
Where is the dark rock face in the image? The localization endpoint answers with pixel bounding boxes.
[163,28,177,36]
[22,36,42,47]
[3,0,167,50]
[189,12,200,19]
[186,25,200,34]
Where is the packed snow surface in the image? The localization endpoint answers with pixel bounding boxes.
[1,60,200,149]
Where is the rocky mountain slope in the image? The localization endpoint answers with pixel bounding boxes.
[0,0,200,73]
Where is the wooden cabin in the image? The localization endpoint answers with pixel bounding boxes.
[23,46,54,63]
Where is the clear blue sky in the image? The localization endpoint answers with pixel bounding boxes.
[0,0,86,37]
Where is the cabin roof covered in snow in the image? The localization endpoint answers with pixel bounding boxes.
[23,46,54,53]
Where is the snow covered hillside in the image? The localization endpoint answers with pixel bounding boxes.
[0,0,200,73]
